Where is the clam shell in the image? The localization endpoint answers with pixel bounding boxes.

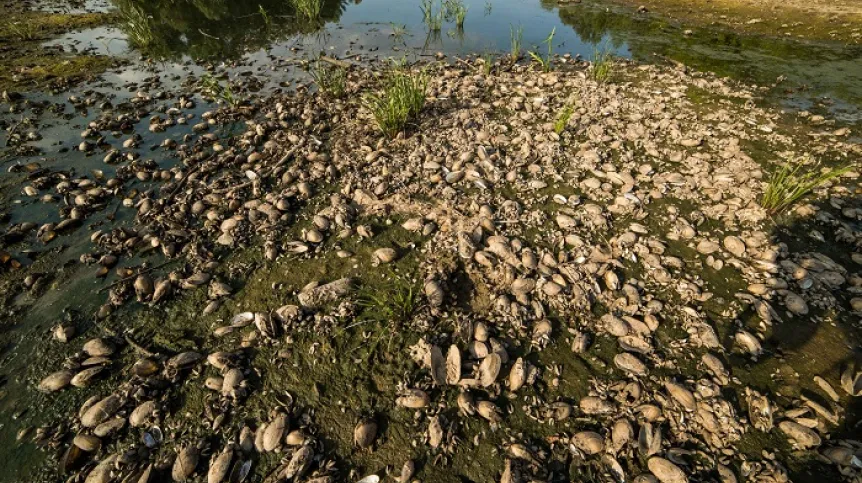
[647,457,687,483]
[508,357,526,392]
[638,422,662,457]
[93,417,126,438]
[479,353,502,387]
[580,396,616,415]
[571,431,604,455]
[614,353,648,376]
[222,368,244,396]
[280,444,313,480]
[132,357,160,377]
[446,345,461,385]
[73,434,102,452]
[129,400,157,427]
[83,338,115,357]
[207,447,233,483]
[172,445,200,481]
[71,367,105,388]
[81,394,122,427]
[354,420,377,449]
[373,248,397,263]
[263,413,288,451]
[39,370,74,392]
[779,420,821,448]
[476,400,502,423]
[664,381,696,411]
[396,389,430,409]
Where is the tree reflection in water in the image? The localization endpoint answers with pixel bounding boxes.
[112,0,349,59]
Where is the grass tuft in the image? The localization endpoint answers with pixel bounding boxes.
[528,27,556,72]
[444,0,468,27]
[5,21,42,40]
[554,104,575,135]
[510,24,523,62]
[309,60,347,98]
[421,0,444,32]
[291,0,322,20]
[761,158,852,214]
[356,274,421,325]
[590,45,615,83]
[363,64,429,138]
[200,74,240,106]
[482,52,494,76]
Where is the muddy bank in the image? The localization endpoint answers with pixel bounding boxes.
[1,54,861,482]
[599,0,862,43]
[0,0,117,92]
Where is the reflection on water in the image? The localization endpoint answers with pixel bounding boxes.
[112,0,349,59]
[100,0,862,115]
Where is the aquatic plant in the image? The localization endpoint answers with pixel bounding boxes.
[554,104,575,135]
[291,0,322,20]
[390,22,408,42]
[259,5,272,30]
[482,52,494,75]
[199,74,240,106]
[484,0,493,15]
[509,25,523,62]
[421,0,444,31]
[118,3,157,50]
[590,45,615,83]
[364,64,429,137]
[444,0,468,27]
[529,27,556,72]
[309,60,347,98]
[761,158,851,214]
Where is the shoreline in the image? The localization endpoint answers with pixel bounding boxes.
[599,0,862,43]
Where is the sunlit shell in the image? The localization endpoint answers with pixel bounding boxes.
[647,457,687,483]
[571,431,604,455]
[638,422,662,457]
[83,338,115,357]
[508,357,527,392]
[428,415,444,448]
[479,353,502,387]
[39,370,74,392]
[610,419,634,453]
[129,400,157,427]
[476,400,502,423]
[207,447,233,483]
[614,353,648,376]
[280,445,313,481]
[71,367,104,388]
[734,330,763,357]
[81,395,122,428]
[779,420,821,448]
[172,445,200,481]
[446,345,461,385]
[580,396,616,415]
[263,413,289,452]
[73,434,101,452]
[664,381,696,412]
[396,389,430,409]
[354,420,377,449]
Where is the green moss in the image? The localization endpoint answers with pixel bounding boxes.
[0,10,117,91]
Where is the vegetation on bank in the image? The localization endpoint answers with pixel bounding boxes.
[0,10,116,91]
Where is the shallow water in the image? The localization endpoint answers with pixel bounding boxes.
[1,0,861,480]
